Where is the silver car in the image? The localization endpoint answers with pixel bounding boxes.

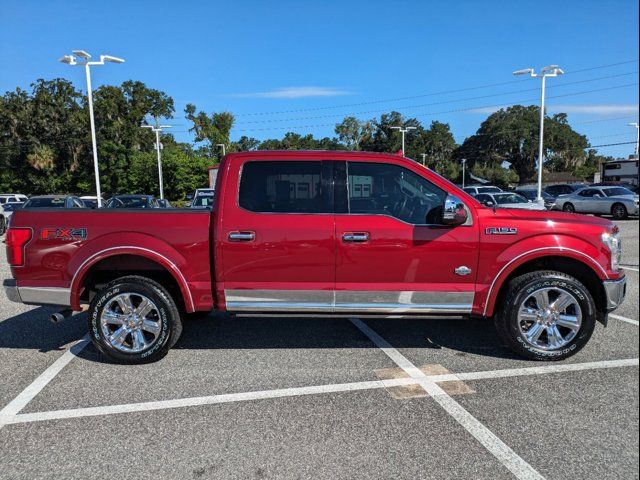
[554,186,639,220]
[475,192,547,211]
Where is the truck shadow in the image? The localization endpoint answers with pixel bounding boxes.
[0,307,86,352]
[0,309,519,361]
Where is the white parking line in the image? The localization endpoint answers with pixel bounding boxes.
[610,314,640,326]
[349,318,546,480]
[3,357,637,427]
[622,265,639,272]
[0,334,90,429]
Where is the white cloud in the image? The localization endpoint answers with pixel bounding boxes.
[232,86,352,99]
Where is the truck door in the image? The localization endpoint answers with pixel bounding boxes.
[219,159,335,312]
[334,160,479,314]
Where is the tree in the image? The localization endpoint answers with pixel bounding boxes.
[412,121,459,179]
[455,105,589,184]
[335,116,374,150]
[185,104,234,158]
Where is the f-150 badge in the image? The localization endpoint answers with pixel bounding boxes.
[41,228,87,241]
[485,227,518,235]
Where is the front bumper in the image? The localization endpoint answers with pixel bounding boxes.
[3,279,71,306]
[603,276,627,312]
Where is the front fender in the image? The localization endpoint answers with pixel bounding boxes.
[478,234,610,317]
[68,232,195,312]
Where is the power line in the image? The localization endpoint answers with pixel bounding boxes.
[587,141,637,148]
[234,72,638,126]
[232,59,639,117]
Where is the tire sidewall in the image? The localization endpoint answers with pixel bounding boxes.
[563,203,575,213]
[88,281,173,363]
[612,203,627,220]
[504,275,596,360]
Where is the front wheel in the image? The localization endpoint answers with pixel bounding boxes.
[494,271,596,361]
[611,203,628,220]
[87,275,182,363]
[562,203,576,214]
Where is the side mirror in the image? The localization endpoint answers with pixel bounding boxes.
[483,200,495,207]
[442,195,468,226]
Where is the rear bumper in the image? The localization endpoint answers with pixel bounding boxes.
[603,276,626,312]
[3,279,71,306]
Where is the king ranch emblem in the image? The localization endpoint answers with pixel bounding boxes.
[485,227,518,235]
[41,228,87,241]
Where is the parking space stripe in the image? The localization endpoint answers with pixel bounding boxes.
[4,377,418,425]
[609,314,640,326]
[622,265,639,272]
[0,334,90,428]
[349,318,545,480]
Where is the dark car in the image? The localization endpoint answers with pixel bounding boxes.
[514,188,557,209]
[22,195,86,209]
[105,195,159,209]
[157,199,173,208]
[591,181,639,194]
[544,183,586,198]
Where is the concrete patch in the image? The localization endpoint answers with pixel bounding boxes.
[375,364,475,399]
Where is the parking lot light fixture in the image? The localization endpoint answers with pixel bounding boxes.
[59,50,125,208]
[390,126,416,155]
[141,123,172,200]
[461,158,467,188]
[216,144,226,157]
[513,65,564,205]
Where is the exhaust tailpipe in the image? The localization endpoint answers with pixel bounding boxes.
[50,309,73,324]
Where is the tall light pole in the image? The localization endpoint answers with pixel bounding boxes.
[60,50,125,207]
[141,122,172,200]
[420,153,427,166]
[461,158,467,188]
[513,65,564,205]
[629,122,639,157]
[216,143,226,157]
[390,126,416,155]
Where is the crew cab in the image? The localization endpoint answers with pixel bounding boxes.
[4,151,627,363]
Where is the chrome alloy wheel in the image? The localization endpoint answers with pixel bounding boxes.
[517,287,582,351]
[100,293,162,353]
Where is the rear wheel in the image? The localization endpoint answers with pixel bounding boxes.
[494,271,596,361]
[87,275,182,363]
[562,203,576,213]
[611,203,628,220]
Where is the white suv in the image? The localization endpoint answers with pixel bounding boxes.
[0,194,28,205]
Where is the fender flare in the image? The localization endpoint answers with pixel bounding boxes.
[482,246,609,317]
[69,245,195,312]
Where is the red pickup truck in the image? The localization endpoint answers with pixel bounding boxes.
[4,151,627,363]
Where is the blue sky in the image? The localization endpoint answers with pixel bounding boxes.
[1,0,638,158]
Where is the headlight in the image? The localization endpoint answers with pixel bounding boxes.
[601,231,622,272]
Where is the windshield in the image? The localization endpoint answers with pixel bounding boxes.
[82,199,98,208]
[108,197,150,208]
[494,193,528,205]
[603,187,634,197]
[478,187,502,193]
[193,193,214,207]
[2,203,23,211]
[24,197,66,208]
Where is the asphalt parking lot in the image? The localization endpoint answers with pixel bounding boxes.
[0,220,638,480]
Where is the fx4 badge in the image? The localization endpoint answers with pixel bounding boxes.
[41,228,87,241]
[485,227,518,235]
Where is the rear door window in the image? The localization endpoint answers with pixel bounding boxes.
[239,161,330,213]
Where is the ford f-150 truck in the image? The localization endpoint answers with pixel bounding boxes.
[4,151,627,363]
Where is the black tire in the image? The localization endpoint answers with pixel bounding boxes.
[611,203,628,220]
[562,203,575,213]
[87,275,182,363]
[0,216,5,236]
[494,271,596,361]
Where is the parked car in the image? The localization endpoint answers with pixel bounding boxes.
[157,199,173,208]
[105,195,160,209]
[191,188,215,208]
[475,192,547,211]
[80,196,104,209]
[544,183,586,198]
[590,181,639,194]
[22,195,86,209]
[4,150,627,364]
[1,201,24,229]
[0,194,28,205]
[554,186,639,219]
[0,204,5,235]
[462,185,503,196]
[514,188,557,209]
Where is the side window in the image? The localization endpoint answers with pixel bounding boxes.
[579,189,596,197]
[346,162,447,224]
[239,161,328,213]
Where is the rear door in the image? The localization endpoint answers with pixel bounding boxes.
[219,158,336,311]
[334,159,479,314]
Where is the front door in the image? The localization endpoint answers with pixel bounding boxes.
[220,159,335,311]
[334,160,479,313]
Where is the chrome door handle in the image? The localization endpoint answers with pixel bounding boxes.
[228,231,255,242]
[342,232,370,243]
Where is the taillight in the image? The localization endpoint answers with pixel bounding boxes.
[6,228,32,266]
